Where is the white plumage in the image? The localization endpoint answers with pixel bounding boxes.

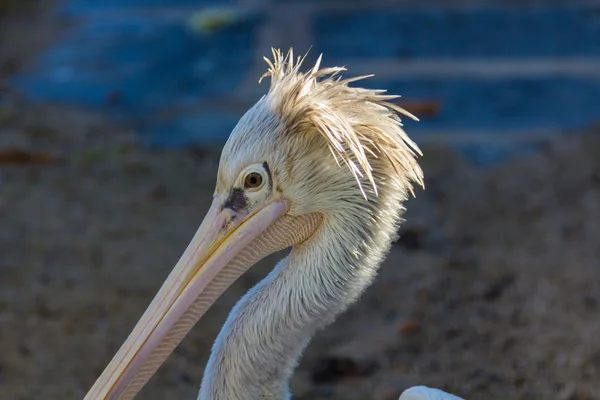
[85,49,464,400]
[400,386,464,400]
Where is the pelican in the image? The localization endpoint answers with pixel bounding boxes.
[84,49,464,400]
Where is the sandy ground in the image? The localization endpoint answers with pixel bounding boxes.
[1,99,599,400]
[2,4,600,400]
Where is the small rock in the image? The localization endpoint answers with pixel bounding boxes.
[311,356,377,384]
[583,295,597,310]
[398,319,422,335]
[0,148,56,165]
[374,386,400,400]
[395,228,425,250]
[392,363,407,373]
[179,373,193,384]
[482,274,515,302]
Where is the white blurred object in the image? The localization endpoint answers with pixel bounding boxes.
[400,385,465,400]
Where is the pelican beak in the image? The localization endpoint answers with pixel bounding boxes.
[84,195,290,400]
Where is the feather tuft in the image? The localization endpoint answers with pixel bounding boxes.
[260,48,424,200]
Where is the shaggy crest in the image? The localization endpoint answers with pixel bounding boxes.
[259,48,424,199]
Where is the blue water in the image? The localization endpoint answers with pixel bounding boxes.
[62,0,231,16]
[10,1,600,165]
[12,15,259,115]
[376,77,600,132]
[315,5,600,59]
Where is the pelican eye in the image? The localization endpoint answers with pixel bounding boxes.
[243,171,264,191]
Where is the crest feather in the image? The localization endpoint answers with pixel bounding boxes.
[260,48,424,199]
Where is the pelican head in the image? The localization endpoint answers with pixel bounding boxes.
[85,49,426,400]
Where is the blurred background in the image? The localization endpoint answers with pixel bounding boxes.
[1,0,599,399]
